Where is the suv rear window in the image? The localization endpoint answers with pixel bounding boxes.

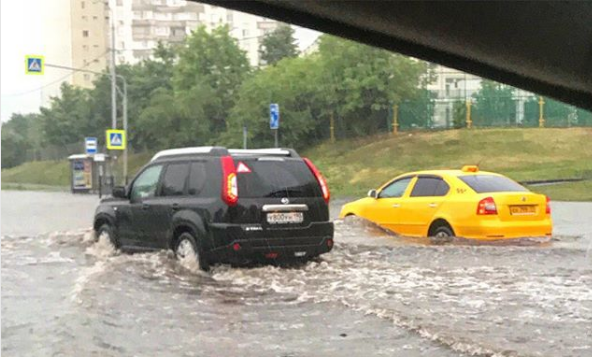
[459,174,528,193]
[235,158,321,198]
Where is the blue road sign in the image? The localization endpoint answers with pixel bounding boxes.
[25,55,44,75]
[85,137,98,155]
[270,103,279,129]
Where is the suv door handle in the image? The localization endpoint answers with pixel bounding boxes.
[392,204,400,208]
[171,203,180,211]
[428,203,437,208]
[142,203,150,210]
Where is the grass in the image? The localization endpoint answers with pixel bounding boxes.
[526,181,592,201]
[2,128,592,200]
[304,128,592,198]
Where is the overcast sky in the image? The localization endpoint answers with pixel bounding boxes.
[0,1,320,122]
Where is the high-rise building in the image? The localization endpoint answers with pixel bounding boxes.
[70,0,110,88]
[113,1,278,66]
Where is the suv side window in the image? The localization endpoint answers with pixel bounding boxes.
[160,163,189,197]
[378,177,413,198]
[410,177,450,197]
[188,162,207,196]
[130,165,163,200]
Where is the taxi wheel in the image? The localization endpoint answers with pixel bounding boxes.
[430,224,455,244]
[433,226,454,238]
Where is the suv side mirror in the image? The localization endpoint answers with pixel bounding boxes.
[367,189,378,199]
[112,186,127,199]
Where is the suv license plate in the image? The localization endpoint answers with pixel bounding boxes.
[267,212,303,224]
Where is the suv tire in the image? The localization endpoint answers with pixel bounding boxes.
[97,223,118,248]
[174,232,209,271]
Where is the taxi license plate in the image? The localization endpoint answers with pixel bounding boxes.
[267,212,303,224]
[510,205,536,215]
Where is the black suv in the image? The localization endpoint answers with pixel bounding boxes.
[93,147,334,270]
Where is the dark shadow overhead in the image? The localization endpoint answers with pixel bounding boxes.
[196,1,592,110]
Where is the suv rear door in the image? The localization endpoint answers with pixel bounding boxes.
[233,157,328,228]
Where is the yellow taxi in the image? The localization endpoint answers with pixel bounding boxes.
[339,166,552,240]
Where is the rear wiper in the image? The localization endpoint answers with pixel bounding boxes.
[265,189,303,197]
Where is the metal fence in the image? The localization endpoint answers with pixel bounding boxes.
[395,94,592,131]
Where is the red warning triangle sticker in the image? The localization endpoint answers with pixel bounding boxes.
[236,162,251,173]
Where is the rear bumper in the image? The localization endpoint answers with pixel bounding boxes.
[207,221,334,264]
[455,218,553,240]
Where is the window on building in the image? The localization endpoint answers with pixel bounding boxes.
[82,45,88,51]
[83,73,91,81]
[81,1,85,9]
[82,15,87,21]
[82,30,89,37]
[243,29,249,37]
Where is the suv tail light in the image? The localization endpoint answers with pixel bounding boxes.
[546,196,551,214]
[303,158,330,203]
[477,197,497,215]
[221,156,238,206]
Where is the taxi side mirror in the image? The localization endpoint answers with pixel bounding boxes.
[367,189,378,199]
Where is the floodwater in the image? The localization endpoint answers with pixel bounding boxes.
[2,191,591,357]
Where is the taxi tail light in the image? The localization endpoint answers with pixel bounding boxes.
[221,156,238,206]
[477,197,497,215]
[303,158,330,203]
[546,196,551,214]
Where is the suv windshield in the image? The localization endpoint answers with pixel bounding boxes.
[236,158,320,198]
[459,174,528,193]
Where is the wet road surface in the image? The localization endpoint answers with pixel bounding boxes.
[2,191,591,356]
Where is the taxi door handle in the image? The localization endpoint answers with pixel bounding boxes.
[142,203,150,210]
[428,203,437,208]
[171,203,180,211]
[392,204,400,208]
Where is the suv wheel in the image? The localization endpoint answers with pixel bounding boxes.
[97,223,118,248]
[174,232,209,271]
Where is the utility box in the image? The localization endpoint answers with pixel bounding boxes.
[67,154,114,195]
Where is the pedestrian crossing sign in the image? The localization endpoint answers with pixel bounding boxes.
[106,129,126,150]
[25,55,44,75]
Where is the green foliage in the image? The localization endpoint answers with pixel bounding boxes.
[472,80,515,126]
[452,100,466,129]
[314,35,426,137]
[1,113,43,168]
[173,26,250,133]
[259,24,299,65]
[220,56,322,149]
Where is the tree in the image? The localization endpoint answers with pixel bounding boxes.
[1,113,43,168]
[316,35,426,136]
[472,80,515,126]
[173,26,250,134]
[40,83,94,147]
[219,56,322,149]
[452,100,466,129]
[259,24,299,66]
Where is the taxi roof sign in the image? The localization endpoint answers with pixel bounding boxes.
[106,129,126,150]
[461,165,479,173]
[25,55,45,75]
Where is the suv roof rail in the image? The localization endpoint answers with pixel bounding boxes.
[151,146,230,161]
[151,147,300,161]
[228,148,299,158]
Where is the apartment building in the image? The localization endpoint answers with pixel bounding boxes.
[426,65,482,127]
[113,1,278,66]
[70,0,110,88]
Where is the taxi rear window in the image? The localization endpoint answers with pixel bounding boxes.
[459,175,528,193]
